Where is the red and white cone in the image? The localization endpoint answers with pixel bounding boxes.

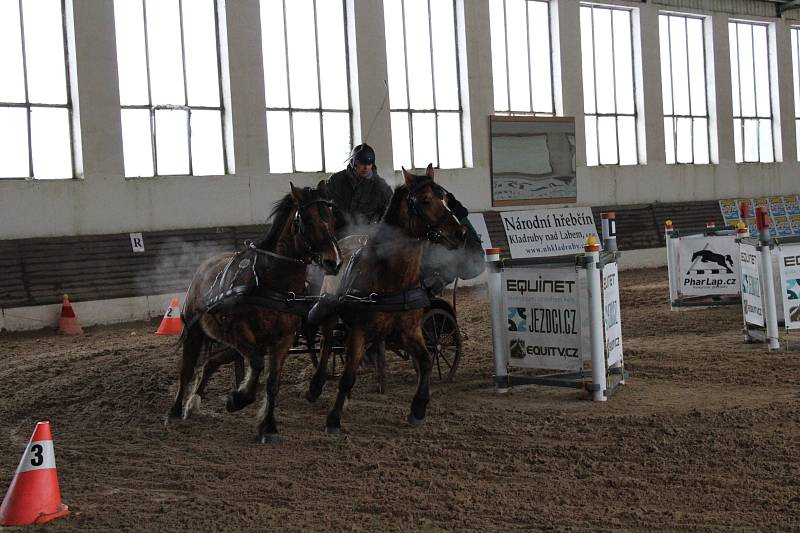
[58,294,83,335]
[156,297,183,336]
[0,421,70,526]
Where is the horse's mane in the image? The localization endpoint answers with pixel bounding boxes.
[381,184,409,227]
[258,194,294,250]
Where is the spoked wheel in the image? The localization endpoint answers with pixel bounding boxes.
[421,308,462,382]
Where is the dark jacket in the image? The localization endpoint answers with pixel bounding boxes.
[327,166,393,234]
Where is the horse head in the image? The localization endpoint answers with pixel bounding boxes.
[289,181,342,275]
[396,164,465,250]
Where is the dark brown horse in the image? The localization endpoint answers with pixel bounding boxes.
[167,182,341,443]
[307,165,465,433]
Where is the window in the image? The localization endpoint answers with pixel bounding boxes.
[580,4,638,166]
[261,0,352,173]
[729,20,774,163]
[384,0,465,170]
[114,0,226,177]
[790,27,800,160]
[0,0,73,179]
[659,13,710,164]
[489,0,554,115]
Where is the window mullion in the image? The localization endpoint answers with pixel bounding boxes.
[734,23,744,162]
[452,0,464,166]
[400,0,414,166]
[141,0,157,175]
[589,6,600,165]
[18,0,33,177]
[666,15,677,163]
[525,0,534,114]
[683,17,694,163]
[503,0,511,113]
[312,0,325,170]
[426,0,439,167]
[213,0,227,174]
[750,24,760,162]
[341,0,354,150]
[280,0,296,172]
[609,8,620,165]
[178,0,192,175]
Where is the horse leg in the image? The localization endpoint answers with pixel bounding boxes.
[307,317,335,403]
[374,339,386,394]
[403,331,433,427]
[255,335,293,444]
[195,347,237,398]
[167,324,204,421]
[226,344,265,412]
[325,327,366,433]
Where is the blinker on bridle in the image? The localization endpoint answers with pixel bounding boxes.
[406,179,459,244]
[293,199,338,265]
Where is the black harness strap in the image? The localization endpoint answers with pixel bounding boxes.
[338,287,430,313]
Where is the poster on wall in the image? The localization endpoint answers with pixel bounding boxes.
[778,244,800,330]
[602,262,623,368]
[490,116,577,206]
[740,242,764,327]
[677,235,740,296]
[501,265,582,371]
[501,207,597,259]
[718,196,800,235]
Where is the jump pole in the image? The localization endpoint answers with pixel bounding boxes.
[664,220,678,308]
[486,247,509,393]
[585,236,607,402]
[755,207,780,351]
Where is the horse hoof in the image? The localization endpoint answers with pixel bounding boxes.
[325,426,341,434]
[376,383,385,394]
[257,433,281,445]
[225,391,251,412]
[305,389,320,403]
[407,413,425,427]
[183,395,201,419]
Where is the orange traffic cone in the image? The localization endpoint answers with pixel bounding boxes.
[156,297,183,336]
[57,294,83,335]
[0,421,70,526]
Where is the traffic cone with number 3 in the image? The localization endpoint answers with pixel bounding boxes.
[0,421,70,526]
[156,297,183,336]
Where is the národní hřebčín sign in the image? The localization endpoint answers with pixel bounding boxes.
[501,265,585,371]
[677,235,740,297]
[501,207,597,259]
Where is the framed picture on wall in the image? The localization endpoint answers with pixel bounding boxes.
[490,116,577,207]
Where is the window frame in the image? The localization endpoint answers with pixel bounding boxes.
[1,0,75,179]
[580,2,640,167]
[659,12,711,165]
[728,19,775,164]
[386,0,466,170]
[117,0,228,177]
[263,0,354,174]
[491,0,556,116]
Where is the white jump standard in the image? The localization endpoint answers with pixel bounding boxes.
[486,235,627,400]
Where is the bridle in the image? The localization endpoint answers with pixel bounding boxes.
[406,179,461,245]
[292,198,339,266]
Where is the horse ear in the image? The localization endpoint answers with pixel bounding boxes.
[289,182,302,205]
[426,163,434,178]
[402,167,414,187]
[316,179,328,198]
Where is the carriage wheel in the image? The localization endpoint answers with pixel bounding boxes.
[421,308,462,382]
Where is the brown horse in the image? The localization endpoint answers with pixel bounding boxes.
[307,165,465,433]
[167,182,341,444]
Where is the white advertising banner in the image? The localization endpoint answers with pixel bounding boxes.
[740,242,764,327]
[778,244,800,330]
[677,235,740,296]
[602,262,623,367]
[501,265,582,371]
[501,207,597,259]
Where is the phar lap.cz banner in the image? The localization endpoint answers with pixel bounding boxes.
[677,235,740,297]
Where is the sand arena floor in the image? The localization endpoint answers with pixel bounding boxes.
[0,267,798,531]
